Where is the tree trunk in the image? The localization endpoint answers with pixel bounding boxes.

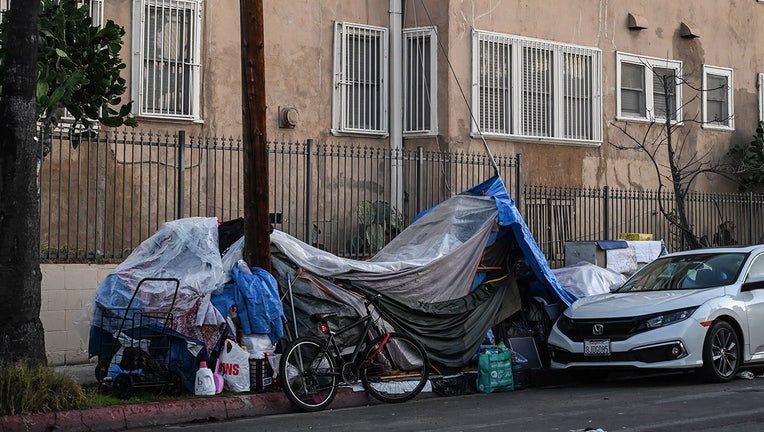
[661,76,701,250]
[0,0,47,366]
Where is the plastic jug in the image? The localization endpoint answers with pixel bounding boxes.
[195,361,215,396]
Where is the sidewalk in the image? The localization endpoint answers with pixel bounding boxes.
[0,363,383,432]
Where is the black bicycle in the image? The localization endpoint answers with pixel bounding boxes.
[279,293,430,412]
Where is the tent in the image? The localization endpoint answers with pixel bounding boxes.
[269,176,575,373]
[86,217,284,393]
[85,175,575,388]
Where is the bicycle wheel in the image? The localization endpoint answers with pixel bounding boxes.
[279,337,338,412]
[360,333,430,403]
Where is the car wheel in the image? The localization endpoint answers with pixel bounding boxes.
[701,321,740,383]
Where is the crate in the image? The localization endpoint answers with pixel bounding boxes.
[248,357,274,392]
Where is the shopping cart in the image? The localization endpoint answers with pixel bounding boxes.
[94,277,185,399]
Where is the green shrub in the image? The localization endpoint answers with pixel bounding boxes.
[0,361,87,416]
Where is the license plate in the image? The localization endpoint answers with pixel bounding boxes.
[584,339,611,357]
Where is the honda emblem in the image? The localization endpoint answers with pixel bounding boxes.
[592,324,604,336]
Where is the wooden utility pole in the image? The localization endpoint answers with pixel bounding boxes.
[240,0,271,271]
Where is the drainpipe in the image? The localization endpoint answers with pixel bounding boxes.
[389,0,404,211]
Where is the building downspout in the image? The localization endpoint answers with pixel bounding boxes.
[389,0,404,212]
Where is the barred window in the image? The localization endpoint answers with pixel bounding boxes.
[1,1,102,24]
[61,0,104,126]
[616,52,682,123]
[703,64,734,130]
[132,0,201,120]
[403,26,437,135]
[88,0,103,27]
[332,22,388,135]
[472,30,602,144]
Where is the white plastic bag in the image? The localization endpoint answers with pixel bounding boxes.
[219,338,250,392]
[241,333,275,359]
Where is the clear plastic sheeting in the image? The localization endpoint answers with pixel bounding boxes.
[553,262,627,298]
[271,194,497,303]
[272,176,576,372]
[91,217,228,351]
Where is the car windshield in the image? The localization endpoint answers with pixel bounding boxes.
[616,252,748,292]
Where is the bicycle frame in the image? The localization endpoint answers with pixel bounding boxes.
[281,294,430,411]
[321,312,384,371]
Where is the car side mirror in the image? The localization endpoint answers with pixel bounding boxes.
[741,279,764,292]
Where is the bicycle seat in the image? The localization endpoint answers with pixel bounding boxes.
[310,313,337,323]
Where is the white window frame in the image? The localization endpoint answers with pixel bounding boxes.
[616,52,683,124]
[132,0,202,121]
[471,30,602,145]
[702,64,734,131]
[88,0,104,27]
[403,26,438,136]
[332,22,389,136]
[60,0,104,129]
[0,0,101,20]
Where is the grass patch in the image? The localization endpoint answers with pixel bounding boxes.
[80,384,193,407]
[1,362,284,417]
[0,362,87,416]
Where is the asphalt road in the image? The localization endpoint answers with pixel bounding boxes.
[141,370,764,432]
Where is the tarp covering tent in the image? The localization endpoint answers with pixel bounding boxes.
[270,176,575,373]
[86,217,283,392]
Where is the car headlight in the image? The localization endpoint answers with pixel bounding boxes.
[640,307,697,329]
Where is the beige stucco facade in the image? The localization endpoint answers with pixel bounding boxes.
[101,0,764,193]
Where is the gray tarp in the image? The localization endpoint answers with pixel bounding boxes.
[270,193,518,372]
[269,176,573,373]
[270,194,498,302]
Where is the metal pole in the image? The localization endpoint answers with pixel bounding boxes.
[287,273,299,339]
[515,153,523,213]
[305,139,313,243]
[177,130,185,219]
[416,146,423,216]
[603,185,610,240]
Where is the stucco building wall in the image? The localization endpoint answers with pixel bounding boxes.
[102,0,764,193]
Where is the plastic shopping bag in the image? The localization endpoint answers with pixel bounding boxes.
[219,338,250,392]
[476,340,513,393]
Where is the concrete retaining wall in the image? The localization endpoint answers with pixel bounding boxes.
[41,264,117,366]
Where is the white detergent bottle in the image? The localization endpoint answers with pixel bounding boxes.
[195,361,215,396]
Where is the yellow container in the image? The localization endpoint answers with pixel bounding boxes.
[617,232,654,241]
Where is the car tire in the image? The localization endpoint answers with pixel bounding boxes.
[700,321,740,383]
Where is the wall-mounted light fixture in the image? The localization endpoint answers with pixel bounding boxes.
[628,13,648,30]
[679,22,699,39]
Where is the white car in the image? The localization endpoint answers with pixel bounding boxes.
[548,245,764,382]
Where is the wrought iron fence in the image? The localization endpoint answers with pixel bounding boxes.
[39,129,764,268]
[39,129,520,262]
[523,185,764,267]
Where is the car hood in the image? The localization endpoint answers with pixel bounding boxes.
[566,288,726,318]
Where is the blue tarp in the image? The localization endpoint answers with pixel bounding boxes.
[270,175,577,372]
[230,264,285,344]
[464,176,577,306]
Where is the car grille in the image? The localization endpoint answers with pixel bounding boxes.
[555,315,648,342]
[550,341,687,364]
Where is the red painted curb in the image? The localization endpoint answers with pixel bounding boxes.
[0,387,435,431]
